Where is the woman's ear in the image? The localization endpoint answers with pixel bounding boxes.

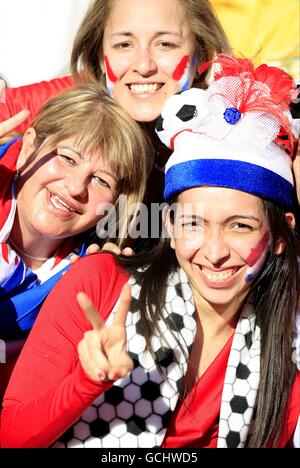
[285,212,296,229]
[163,206,176,250]
[275,212,296,254]
[16,128,36,170]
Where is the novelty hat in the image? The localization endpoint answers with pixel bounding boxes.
[156,55,299,209]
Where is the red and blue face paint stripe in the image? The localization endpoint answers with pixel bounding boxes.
[172,55,195,93]
[245,232,270,282]
[104,56,118,96]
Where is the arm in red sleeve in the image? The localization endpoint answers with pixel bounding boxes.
[0,253,128,448]
[0,76,74,133]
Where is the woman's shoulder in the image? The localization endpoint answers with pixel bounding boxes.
[38,253,129,331]
[55,252,129,311]
[69,252,127,280]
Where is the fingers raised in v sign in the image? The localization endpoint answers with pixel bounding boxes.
[76,284,133,383]
[77,292,104,331]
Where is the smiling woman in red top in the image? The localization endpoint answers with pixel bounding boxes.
[0,83,148,407]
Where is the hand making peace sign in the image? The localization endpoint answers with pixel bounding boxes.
[77,283,134,383]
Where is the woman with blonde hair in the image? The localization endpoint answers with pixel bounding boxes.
[0,82,148,399]
[0,81,147,336]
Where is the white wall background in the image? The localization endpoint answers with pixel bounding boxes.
[0,0,91,86]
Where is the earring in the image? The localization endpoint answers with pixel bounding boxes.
[13,170,19,182]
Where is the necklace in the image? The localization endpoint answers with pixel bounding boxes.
[8,237,51,262]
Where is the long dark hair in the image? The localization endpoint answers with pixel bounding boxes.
[118,199,299,448]
[246,201,299,447]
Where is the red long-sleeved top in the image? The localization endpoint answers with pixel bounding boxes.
[1,254,127,448]
[0,76,74,132]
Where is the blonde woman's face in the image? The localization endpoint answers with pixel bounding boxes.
[102,0,197,122]
[16,133,119,241]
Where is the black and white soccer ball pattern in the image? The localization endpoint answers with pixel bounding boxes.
[52,270,197,448]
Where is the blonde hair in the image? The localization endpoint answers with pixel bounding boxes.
[31,83,150,247]
[71,0,231,87]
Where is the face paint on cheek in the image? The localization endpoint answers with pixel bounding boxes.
[244,231,270,282]
[104,56,118,96]
[172,55,195,93]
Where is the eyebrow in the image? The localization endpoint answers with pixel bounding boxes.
[57,146,83,159]
[179,214,261,223]
[57,146,119,182]
[98,170,119,183]
[225,215,261,223]
[111,31,183,39]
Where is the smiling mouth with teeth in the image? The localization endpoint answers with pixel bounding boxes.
[129,83,163,94]
[200,266,240,283]
[50,194,76,213]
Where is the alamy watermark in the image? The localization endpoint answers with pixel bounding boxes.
[95,194,205,249]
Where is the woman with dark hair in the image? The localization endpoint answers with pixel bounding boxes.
[1,57,299,448]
